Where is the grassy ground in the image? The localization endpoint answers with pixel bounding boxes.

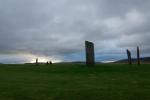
[0,64,150,100]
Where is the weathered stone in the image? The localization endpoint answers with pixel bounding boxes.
[85,41,95,65]
[46,61,49,65]
[137,46,140,65]
[49,61,52,64]
[126,49,132,65]
[36,58,38,65]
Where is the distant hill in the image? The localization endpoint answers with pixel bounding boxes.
[71,61,104,64]
[115,57,150,63]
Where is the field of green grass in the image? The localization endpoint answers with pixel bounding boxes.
[0,63,150,100]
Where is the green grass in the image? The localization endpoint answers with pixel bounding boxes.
[0,64,150,100]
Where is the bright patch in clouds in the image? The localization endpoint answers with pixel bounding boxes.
[30,56,62,63]
[0,54,61,64]
[126,9,145,24]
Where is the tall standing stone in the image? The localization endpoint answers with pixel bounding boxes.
[126,49,132,65]
[36,58,38,65]
[85,41,95,65]
[137,46,140,65]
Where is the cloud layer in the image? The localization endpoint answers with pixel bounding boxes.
[0,0,150,63]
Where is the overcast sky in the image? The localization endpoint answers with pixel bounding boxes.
[0,0,150,63]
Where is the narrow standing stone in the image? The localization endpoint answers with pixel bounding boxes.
[85,41,95,65]
[36,58,38,65]
[46,61,49,65]
[126,49,132,65]
[137,46,140,65]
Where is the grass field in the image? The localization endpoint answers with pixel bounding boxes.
[0,64,150,100]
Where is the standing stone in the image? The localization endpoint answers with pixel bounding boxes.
[36,58,38,65]
[137,46,140,65]
[49,61,52,64]
[46,61,49,65]
[85,41,95,65]
[126,49,132,65]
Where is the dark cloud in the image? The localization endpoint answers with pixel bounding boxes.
[0,0,150,63]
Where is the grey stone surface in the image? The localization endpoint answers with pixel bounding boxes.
[36,58,38,65]
[85,41,95,65]
[126,49,132,65]
[137,46,140,65]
